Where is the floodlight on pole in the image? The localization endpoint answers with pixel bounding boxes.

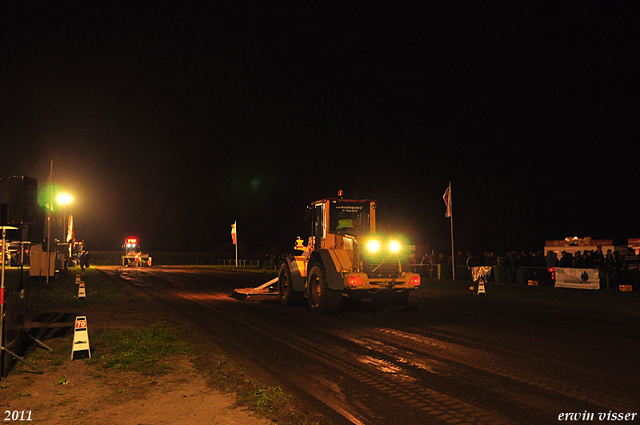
[56,193,74,206]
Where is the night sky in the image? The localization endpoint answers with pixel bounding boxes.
[1,3,638,256]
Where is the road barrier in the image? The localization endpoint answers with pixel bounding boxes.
[213,259,260,267]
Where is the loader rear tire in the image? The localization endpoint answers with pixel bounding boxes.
[279,263,303,306]
[308,265,343,314]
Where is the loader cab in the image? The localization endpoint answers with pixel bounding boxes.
[124,238,139,255]
[310,198,376,250]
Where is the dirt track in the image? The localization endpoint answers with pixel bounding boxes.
[100,267,640,425]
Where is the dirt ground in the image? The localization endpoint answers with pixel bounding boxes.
[0,284,275,425]
[1,358,273,425]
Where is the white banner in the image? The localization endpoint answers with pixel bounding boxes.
[554,268,600,290]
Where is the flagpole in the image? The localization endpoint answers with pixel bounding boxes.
[46,160,53,284]
[231,221,238,267]
[449,181,456,280]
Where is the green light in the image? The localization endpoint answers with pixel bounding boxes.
[38,183,61,212]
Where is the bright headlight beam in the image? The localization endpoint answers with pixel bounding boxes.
[367,239,381,253]
[388,240,401,253]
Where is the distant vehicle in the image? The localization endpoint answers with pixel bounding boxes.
[122,237,152,267]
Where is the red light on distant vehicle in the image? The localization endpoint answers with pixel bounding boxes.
[126,238,137,245]
[411,275,421,286]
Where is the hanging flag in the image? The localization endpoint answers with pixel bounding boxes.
[443,185,452,218]
[67,214,75,242]
[231,221,237,245]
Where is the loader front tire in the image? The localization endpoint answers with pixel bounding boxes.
[279,263,303,306]
[308,265,343,314]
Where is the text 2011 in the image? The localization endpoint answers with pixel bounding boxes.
[4,411,32,421]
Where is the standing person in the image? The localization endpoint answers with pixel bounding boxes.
[573,251,584,268]
[623,248,639,289]
[592,246,604,268]
[270,253,276,270]
[545,251,558,285]
[429,250,438,278]
[508,251,517,284]
[559,251,573,268]
[545,251,558,268]
[610,250,624,289]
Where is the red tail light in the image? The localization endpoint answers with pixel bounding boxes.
[411,275,421,286]
[348,276,363,286]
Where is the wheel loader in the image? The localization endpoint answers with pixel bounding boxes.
[277,193,420,314]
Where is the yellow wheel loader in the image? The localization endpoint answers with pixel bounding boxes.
[278,193,420,314]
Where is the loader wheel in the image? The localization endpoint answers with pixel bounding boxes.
[279,263,303,306]
[308,266,343,314]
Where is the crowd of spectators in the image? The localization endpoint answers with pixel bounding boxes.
[414,246,640,289]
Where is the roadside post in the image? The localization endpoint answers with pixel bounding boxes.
[71,316,91,360]
[78,282,86,299]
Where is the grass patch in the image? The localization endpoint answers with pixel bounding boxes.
[14,333,72,372]
[88,322,191,375]
[248,386,292,416]
[421,278,640,317]
[25,267,135,311]
[189,348,321,424]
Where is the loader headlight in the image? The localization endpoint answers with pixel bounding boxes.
[366,239,381,253]
[388,240,402,253]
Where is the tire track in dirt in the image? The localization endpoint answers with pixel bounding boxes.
[105,268,640,425]
[110,268,517,425]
